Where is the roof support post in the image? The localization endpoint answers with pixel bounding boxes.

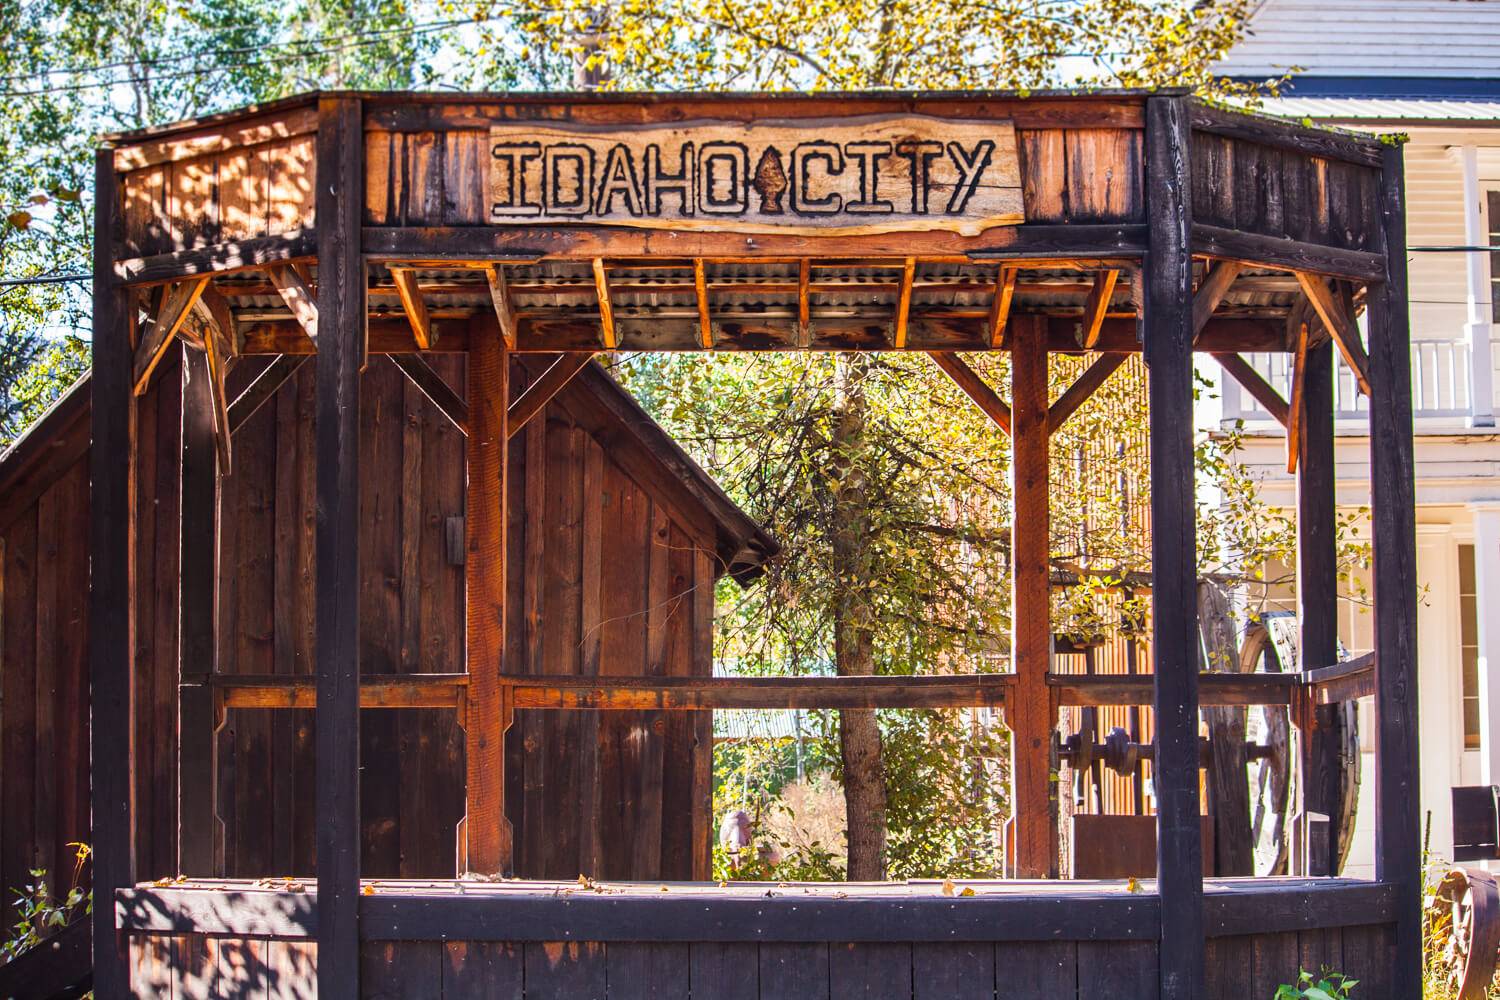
[314,95,365,1000]
[1008,313,1056,878]
[89,146,136,1000]
[1293,340,1342,878]
[1369,142,1422,999]
[178,345,222,877]
[1144,94,1204,1000]
[463,277,513,876]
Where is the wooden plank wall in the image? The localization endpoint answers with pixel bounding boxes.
[502,368,716,882]
[119,106,317,258]
[1191,135,1380,252]
[121,923,1400,998]
[0,451,91,925]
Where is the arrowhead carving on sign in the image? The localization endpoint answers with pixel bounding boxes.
[753,146,788,215]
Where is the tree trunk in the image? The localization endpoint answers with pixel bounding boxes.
[831,354,888,881]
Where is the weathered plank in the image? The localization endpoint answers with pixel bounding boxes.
[829,942,911,1000]
[911,942,992,1000]
[606,942,691,1000]
[759,943,830,1000]
[525,941,607,1000]
[442,941,523,999]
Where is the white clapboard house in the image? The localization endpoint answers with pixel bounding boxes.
[1215,0,1500,876]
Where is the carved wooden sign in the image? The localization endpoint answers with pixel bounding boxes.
[488,114,1023,236]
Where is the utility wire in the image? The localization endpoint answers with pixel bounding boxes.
[0,273,91,288]
[0,14,510,98]
[0,7,493,83]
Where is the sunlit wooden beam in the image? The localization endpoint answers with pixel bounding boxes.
[133,276,208,395]
[929,352,1011,435]
[485,264,517,350]
[267,264,319,347]
[798,258,811,346]
[988,266,1017,349]
[390,267,433,350]
[593,258,617,350]
[1212,352,1289,428]
[694,259,713,349]
[1295,271,1371,395]
[894,257,916,349]
[1286,319,1310,474]
[1047,354,1126,434]
[1079,269,1119,350]
[1191,261,1245,344]
[507,352,595,439]
[391,353,469,435]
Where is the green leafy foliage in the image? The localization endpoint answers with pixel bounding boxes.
[1274,968,1359,1000]
[1,843,91,965]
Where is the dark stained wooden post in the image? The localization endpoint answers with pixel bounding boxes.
[178,346,220,875]
[1144,94,1204,1000]
[1369,141,1422,999]
[89,146,136,1000]
[463,298,512,875]
[1009,313,1057,878]
[314,95,365,998]
[1296,340,1342,876]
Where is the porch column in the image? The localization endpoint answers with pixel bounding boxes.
[1144,94,1204,1000]
[1370,141,1422,999]
[1296,340,1343,875]
[1459,145,1495,427]
[1473,503,1500,787]
[89,147,136,1000]
[314,95,365,999]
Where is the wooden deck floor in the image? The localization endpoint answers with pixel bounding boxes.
[118,876,1399,998]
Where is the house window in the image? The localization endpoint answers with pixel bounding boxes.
[1488,192,1500,324]
[1461,543,1481,749]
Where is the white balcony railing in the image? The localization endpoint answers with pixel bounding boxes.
[1221,340,1474,425]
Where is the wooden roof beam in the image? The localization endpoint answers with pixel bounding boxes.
[485,264,517,350]
[1047,354,1127,434]
[893,257,916,349]
[229,355,308,434]
[1212,353,1289,428]
[593,257,617,350]
[507,352,596,439]
[197,312,233,472]
[1295,271,1371,395]
[390,353,470,435]
[133,276,208,395]
[693,259,713,349]
[1286,317,1311,474]
[1192,260,1245,344]
[390,266,434,350]
[797,258,811,347]
[988,266,1018,348]
[1078,269,1119,350]
[929,352,1011,435]
[266,264,319,348]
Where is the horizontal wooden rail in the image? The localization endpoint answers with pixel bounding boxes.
[1051,672,1298,707]
[210,661,1370,713]
[1306,652,1376,704]
[215,674,467,710]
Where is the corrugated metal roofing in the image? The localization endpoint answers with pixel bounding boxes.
[1253,97,1500,123]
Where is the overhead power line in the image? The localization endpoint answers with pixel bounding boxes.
[0,13,511,98]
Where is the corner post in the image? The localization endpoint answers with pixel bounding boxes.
[1295,340,1342,876]
[89,146,136,1000]
[314,95,365,999]
[1370,141,1422,998]
[462,301,512,875]
[178,345,221,875]
[1144,94,1204,1000]
[1009,313,1057,878]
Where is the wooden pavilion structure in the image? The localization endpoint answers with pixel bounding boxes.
[75,89,1418,998]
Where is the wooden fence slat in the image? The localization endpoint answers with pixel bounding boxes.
[442,941,523,999]
[606,942,690,1000]
[996,941,1078,999]
[525,941,607,1000]
[1077,941,1157,1000]
[911,942,992,1000]
[758,943,830,1000]
[829,942,911,1000]
[360,941,441,1000]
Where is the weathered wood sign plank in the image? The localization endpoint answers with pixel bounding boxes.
[487,115,1024,236]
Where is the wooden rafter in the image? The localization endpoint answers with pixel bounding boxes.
[228,355,308,433]
[988,266,1018,348]
[593,257,617,350]
[195,283,240,358]
[267,264,319,347]
[1078,269,1119,350]
[1212,352,1290,428]
[1192,260,1245,344]
[929,352,1011,435]
[133,276,208,395]
[797,258,811,346]
[391,353,470,435]
[390,267,434,350]
[693,259,713,349]
[1296,271,1371,395]
[507,352,595,439]
[198,312,233,472]
[1286,318,1310,473]
[893,257,916,349]
[485,264,518,350]
[1046,354,1127,434]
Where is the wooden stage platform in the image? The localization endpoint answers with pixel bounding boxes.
[118,877,1398,998]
